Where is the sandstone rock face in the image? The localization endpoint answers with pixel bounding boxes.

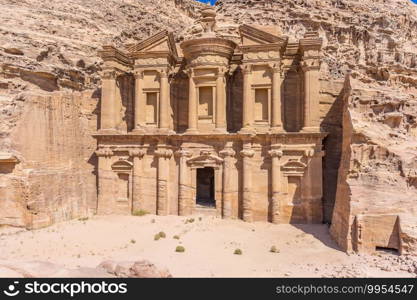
[0,0,416,254]
[0,260,170,278]
[0,0,201,228]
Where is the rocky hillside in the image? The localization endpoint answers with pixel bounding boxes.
[214,0,417,252]
[0,0,202,228]
[0,0,416,253]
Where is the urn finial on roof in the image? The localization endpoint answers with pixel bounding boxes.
[199,7,217,37]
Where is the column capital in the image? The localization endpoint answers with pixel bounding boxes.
[240,149,255,158]
[95,148,113,157]
[175,149,192,158]
[268,62,281,73]
[155,149,173,159]
[304,148,315,158]
[301,57,321,72]
[217,67,227,77]
[101,69,121,80]
[129,149,146,158]
[269,149,283,158]
[186,67,194,77]
[133,69,144,79]
[242,64,252,74]
[158,68,169,78]
[219,148,236,158]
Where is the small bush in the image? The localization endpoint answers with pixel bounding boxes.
[132,210,148,216]
[175,246,185,253]
[159,231,166,238]
[154,234,161,241]
[173,235,180,240]
[234,249,242,255]
[270,246,280,253]
[78,217,88,222]
[185,218,195,224]
[130,239,136,244]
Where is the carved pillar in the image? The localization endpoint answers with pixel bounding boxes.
[186,68,198,133]
[269,145,283,224]
[95,148,113,214]
[175,150,192,216]
[270,63,284,132]
[220,143,235,219]
[240,141,255,222]
[241,64,253,131]
[155,147,173,215]
[303,147,324,223]
[300,32,322,132]
[133,70,146,132]
[159,69,170,131]
[130,149,145,213]
[215,68,227,132]
[100,69,117,131]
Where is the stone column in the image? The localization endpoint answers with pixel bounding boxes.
[159,69,170,131]
[241,64,253,132]
[100,69,117,131]
[130,149,145,213]
[133,69,146,132]
[269,145,283,224]
[220,143,235,219]
[300,32,322,132]
[240,141,255,222]
[270,63,284,132]
[155,147,173,215]
[215,68,227,132]
[186,68,198,133]
[175,150,192,216]
[95,148,113,214]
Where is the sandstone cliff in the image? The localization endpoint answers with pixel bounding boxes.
[0,0,201,227]
[213,0,417,253]
[1,0,416,254]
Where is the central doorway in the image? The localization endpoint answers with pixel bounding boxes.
[196,167,215,208]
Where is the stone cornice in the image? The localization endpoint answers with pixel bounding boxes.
[98,45,133,67]
[239,24,287,46]
[127,30,178,58]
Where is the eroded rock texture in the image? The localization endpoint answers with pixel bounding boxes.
[0,0,201,228]
[0,0,416,253]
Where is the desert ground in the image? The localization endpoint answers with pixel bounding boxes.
[0,214,415,278]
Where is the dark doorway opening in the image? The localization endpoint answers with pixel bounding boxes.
[196,167,215,207]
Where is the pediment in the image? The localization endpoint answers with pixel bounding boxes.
[187,151,223,167]
[111,159,133,171]
[281,159,307,176]
[127,30,178,58]
[239,24,287,47]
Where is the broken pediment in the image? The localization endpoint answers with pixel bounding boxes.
[127,30,178,59]
[239,24,287,47]
[187,151,223,168]
[281,159,307,176]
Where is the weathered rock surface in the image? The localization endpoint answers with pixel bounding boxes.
[0,0,201,228]
[0,259,171,278]
[0,0,416,254]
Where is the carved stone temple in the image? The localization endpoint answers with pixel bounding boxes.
[95,8,326,223]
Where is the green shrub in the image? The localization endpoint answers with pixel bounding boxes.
[270,246,280,253]
[130,239,136,244]
[173,235,180,240]
[154,234,161,241]
[132,210,148,216]
[159,231,166,238]
[175,246,185,253]
[234,249,242,255]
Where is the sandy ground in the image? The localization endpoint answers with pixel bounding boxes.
[0,215,414,278]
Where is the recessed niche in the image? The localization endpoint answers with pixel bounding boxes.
[198,86,213,119]
[146,92,158,124]
[254,88,269,122]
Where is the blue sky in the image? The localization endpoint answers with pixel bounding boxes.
[196,0,216,5]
